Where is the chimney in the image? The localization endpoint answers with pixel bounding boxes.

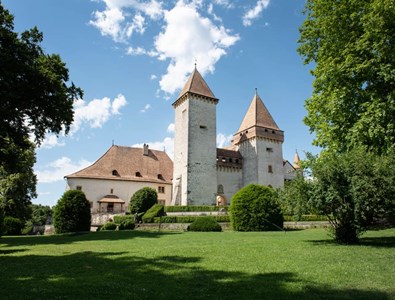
[143,144,149,156]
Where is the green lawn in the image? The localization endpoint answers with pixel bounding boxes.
[0,228,394,299]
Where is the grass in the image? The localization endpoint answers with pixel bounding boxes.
[0,228,394,299]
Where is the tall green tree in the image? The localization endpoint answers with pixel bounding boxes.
[305,148,395,244]
[298,0,395,154]
[0,3,82,220]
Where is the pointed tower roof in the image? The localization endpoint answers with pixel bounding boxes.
[178,68,217,99]
[293,150,301,170]
[233,90,283,145]
[237,91,279,133]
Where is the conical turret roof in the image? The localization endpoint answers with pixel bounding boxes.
[236,92,280,133]
[177,67,216,100]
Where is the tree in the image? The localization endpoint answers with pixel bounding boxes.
[0,3,82,221]
[129,187,158,215]
[277,173,313,220]
[230,184,283,232]
[53,190,91,234]
[305,148,395,244]
[30,204,52,226]
[298,0,395,155]
[0,3,83,147]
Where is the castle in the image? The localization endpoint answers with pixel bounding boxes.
[65,68,297,213]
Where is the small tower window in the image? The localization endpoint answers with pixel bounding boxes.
[110,188,114,194]
[135,171,142,177]
[268,165,273,173]
[76,186,82,191]
[266,147,273,152]
[217,184,224,194]
[200,125,207,129]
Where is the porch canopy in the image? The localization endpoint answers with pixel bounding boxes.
[98,194,125,204]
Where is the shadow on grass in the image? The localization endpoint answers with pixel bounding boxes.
[0,230,180,247]
[307,236,395,248]
[0,250,390,299]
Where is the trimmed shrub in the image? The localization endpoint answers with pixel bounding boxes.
[230,184,283,231]
[153,215,231,223]
[53,190,91,234]
[187,216,222,232]
[129,187,158,214]
[113,215,134,224]
[142,204,165,223]
[101,222,117,231]
[118,220,135,230]
[164,206,228,213]
[3,216,24,235]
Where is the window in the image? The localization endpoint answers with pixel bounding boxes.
[76,186,82,191]
[110,188,114,194]
[200,125,207,129]
[158,186,165,193]
[217,184,224,194]
[266,147,273,152]
[157,174,164,180]
[135,171,142,177]
[112,170,119,176]
[268,165,273,173]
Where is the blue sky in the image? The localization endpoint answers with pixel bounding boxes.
[3,0,318,207]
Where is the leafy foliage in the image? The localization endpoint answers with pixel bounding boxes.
[298,0,395,154]
[129,187,158,214]
[277,173,314,219]
[53,190,91,234]
[305,148,395,243]
[230,184,283,231]
[118,220,135,230]
[164,206,227,212]
[153,215,230,223]
[113,215,134,224]
[187,216,222,232]
[101,222,117,231]
[3,216,23,235]
[30,204,52,225]
[142,204,165,223]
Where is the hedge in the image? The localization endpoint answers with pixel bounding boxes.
[283,215,329,222]
[113,215,134,224]
[164,206,228,213]
[153,215,230,223]
[118,220,135,230]
[142,204,165,223]
[101,222,117,231]
[187,216,222,232]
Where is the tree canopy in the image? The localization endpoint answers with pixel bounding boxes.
[0,3,82,147]
[298,0,395,154]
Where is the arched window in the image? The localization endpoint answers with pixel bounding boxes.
[135,171,142,177]
[112,170,119,176]
[217,184,224,194]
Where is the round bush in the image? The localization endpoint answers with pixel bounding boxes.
[3,216,23,235]
[129,187,158,214]
[53,190,91,234]
[187,216,222,232]
[101,221,117,231]
[230,184,283,231]
[118,220,135,230]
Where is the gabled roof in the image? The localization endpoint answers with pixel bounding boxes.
[65,145,173,184]
[236,91,280,133]
[177,67,216,100]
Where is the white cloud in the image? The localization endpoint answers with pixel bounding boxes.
[242,0,270,27]
[132,137,174,160]
[140,104,151,112]
[39,134,65,149]
[150,74,157,80]
[36,157,92,183]
[167,123,175,133]
[72,94,127,133]
[155,1,239,94]
[90,0,163,43]
[217,133,233,148]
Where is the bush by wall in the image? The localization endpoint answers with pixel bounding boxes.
[230,184,283,231]
[53,190,91,234]
[101,221,117,231]
[3,216,23,235]
[118,220,135,230]
[283,214,329,222]
[187,216,222,232]
[113,215,134,224]
[153,215,230,223]
[142,204,165,223]
[129,187,158,214]
[164,206,228,213]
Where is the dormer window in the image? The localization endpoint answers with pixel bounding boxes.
[157,174,164,180]
[112,170,119,176]
[135,171,142,177]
